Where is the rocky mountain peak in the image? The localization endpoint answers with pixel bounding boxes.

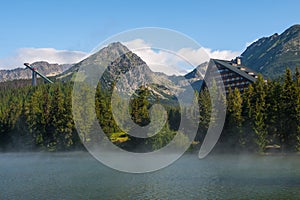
[241,24,300,78]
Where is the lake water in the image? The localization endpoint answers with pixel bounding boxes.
[1,152,300,199]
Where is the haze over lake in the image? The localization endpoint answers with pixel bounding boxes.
[1,152,300,199]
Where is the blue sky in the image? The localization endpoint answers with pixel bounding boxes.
[0,0,299,69]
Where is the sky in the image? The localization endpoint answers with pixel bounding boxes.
[0,0,299,71]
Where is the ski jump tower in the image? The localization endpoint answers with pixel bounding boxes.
[24,63,54,86]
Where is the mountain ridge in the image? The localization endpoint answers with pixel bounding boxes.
[2,25,300,82]
[241,24,300,78]
[0,61,72,82]
[57,42,200,95]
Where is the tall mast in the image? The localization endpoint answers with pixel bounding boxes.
[24,63,54,85]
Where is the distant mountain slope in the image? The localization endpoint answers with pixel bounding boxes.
[56,42,131,81]
[0,42,204,98]
[184,62,207,80]
[57,42,202,97]
[242,24,300,78]
[0,61,72,82]
[57,42,174,93]
[183,62,207,92]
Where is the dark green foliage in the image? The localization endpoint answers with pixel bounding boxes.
[218,69,300,153]
[195,88,211,141]
[252,75,268,152]
[224,88,245,149]
[2,67,300,153]
[0,81,80,151]
[130,86,151,127]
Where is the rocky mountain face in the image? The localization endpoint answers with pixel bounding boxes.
[99,43,155,94]
[3,25,300,83]
[0,61,72,82]
[184,62,207,80]
[242,24,300,78]
[0,42,204,100]
[183,62,207,91]
[58,42,200,99]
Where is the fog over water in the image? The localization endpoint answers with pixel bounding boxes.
[1,152,300,199]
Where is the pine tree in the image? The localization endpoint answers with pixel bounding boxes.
[281,68,298,151]
[294,67,300,151]
[73,83,97,143]
[25,86,45,148]
[130,86,150,127]
[252,74,268,152]
[265,80,284,147]
[50,84,73,150]
[149,124,175,150]
[62,83,76,148]
[196,88,211,141]
[244,84,254,118]
[227,87,244,148]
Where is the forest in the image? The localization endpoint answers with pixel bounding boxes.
[1,68,300,153]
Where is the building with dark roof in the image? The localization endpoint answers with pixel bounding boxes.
[203,57,262,94]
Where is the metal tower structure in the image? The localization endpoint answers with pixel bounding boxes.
[24,63,54,86]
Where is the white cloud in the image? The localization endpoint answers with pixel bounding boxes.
[0,48,88,70]
[124,39,240,75]
[0,40,241,75]
[206,48,240,60]
[124,39,152,50]
[125,39,188,75]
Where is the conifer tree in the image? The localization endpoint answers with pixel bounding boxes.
[281,68,297,150]
[252,74,268,152]
[227,87,244,148]
[294,67,300,151]
[130,87,150,126]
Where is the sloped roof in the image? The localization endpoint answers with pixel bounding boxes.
[212,59,257,82]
